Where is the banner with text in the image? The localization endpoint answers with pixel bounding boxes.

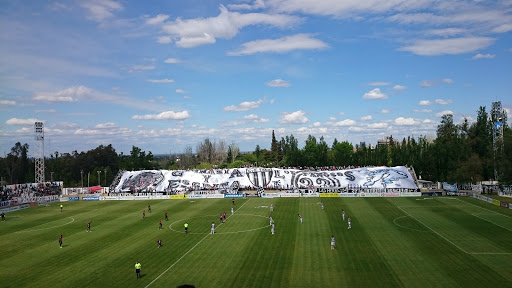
[113,166,417,193]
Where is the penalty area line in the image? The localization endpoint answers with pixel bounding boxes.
[145,198,252,288]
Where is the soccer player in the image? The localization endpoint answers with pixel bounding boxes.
[219,213,223,224]
[271,222,275,235]
[211,222,215,234]
[269,216,273,225]
[321,202,324,210]
[231,207,234,215]
[142,210,145,219]
[60,204,63,212]
[165,212,168,221]
[223,211,226,221]
[1,212,5,221]
[87,221,92,232]
[331,235,335,250]
[348,217,351,229]
[270,203,274,212]
[232,198,235,205]
[157,238,162,248]
[148,205,151,213]
[159,220,163,230]
[135,261,142,279]
[58,234,63,248]
[342,209,345,221]
[184,222,189,234]
[298,214,303,224]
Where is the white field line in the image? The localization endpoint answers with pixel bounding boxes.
[15,217,75,233]
[396,206,469,254]
[145,198,252,288]
[455,198,511,218]
[471,213,512,233]
[392,216,430,233]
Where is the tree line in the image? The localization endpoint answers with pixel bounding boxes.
[1,105,510,187]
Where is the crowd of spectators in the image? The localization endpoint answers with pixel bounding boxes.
[1,182,62,202]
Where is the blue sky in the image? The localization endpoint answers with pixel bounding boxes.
[1,0,511,157]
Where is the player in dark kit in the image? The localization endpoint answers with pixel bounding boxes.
[142,210,145,219]
[232,198,235,205]
[157,238,162,248]
[219,213,223,223]
[159,220,163,230]
[223,211,226,221]
[148,205,151,213]
[58,234,63,248]
[1,212,5,221]
[87,221,92,232]
[165,212,168,221]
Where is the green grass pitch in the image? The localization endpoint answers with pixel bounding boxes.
[1,197,512,288]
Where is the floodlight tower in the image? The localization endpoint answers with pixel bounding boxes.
[491,101,505,182]
[34,122,45,184]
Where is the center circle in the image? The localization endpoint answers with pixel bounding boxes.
[169,213,270,235]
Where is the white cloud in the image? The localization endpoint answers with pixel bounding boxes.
[157,36,172,44]
[472,53,496,60]
[129,65,155,72]
[334,119,356,126]
[0,99,16,106]
[33,86,91,102]
[435,99,452,105]
[436,110,454,117]
[400,37,495,56]
[368,123,388,129]
[228,0,265,10]
[244,114,269,123]
[368,82,390,86]
[363,88,388,100]
[146,14,169,25]
[224,99,264,112]
[161,5,299,48]
[492,23,512,33]
[442,78,454,84]
[361,115,372,121]
[147,78,175,83]
[6,118,40,125]
[228,34,328,55]
[313,122,321,127]
[381,109,391,114]
[279,110,308,124]
[164,58,181,64]
[413,109,432,113]
[176,89,185,94]
[132,110,191,120]
[393,85,407,91]
[267,0,428,16]
[80,0,122,22]
[394,117,417,125]
[420,80,435,87]
[425,28,466,37]
[95,122,117,129]
[265,79,291,87]
[419,100,432,106]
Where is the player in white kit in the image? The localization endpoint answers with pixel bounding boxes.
[211,222,215,234]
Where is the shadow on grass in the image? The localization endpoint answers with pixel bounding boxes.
[177,285,195,288]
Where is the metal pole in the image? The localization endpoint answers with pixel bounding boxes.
[104,169,107,186]
[88,172,90,189]
[97,171,101,186]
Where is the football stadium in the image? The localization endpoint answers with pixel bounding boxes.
[1,166,512,288]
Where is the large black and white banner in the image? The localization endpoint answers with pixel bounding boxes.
[113,166,417,193]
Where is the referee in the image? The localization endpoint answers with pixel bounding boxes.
[135,261,142,279]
